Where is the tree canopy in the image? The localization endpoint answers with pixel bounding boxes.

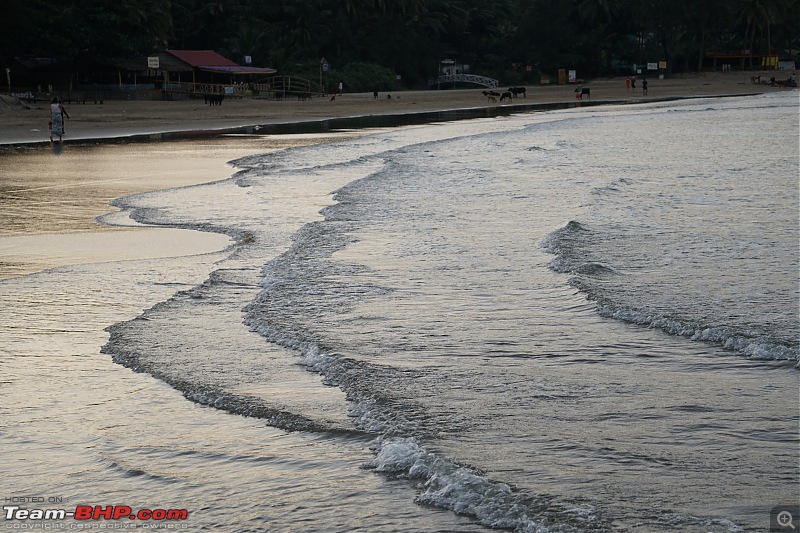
[3,0,798,88]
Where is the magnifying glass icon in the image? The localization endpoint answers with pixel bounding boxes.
[778,511,796,529]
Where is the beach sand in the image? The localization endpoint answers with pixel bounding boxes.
[0,71,779,146]
[0,71,787,278]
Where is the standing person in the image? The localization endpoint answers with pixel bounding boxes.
[626,77,631,92]
[631,77,636,92]
[338,82,343,95]
[49,97,69,145]
[642,78,648,95]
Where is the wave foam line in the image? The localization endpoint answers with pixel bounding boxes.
[595,302,800,364]
[368,437,604,533]
[541,222,799,366]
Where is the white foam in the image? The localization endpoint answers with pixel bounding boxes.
[597,303,800,364]
[368,437,590,532]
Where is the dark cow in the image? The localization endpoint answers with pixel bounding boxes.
[499,91,513,102]
[575,87,590,99]
[204,93,225,106]
[482,90,501,102]
[508,86,526,98]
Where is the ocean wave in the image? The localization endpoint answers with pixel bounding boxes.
[539,220,588,255]
[542,221,800,365]
[244,268,612,530]
[102,321,345,433]
[594,300,800,364]
[368,436,605,532]
[540,222,616,277]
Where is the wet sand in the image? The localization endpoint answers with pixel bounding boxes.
[0,71,788,278]
[0,134,353,278]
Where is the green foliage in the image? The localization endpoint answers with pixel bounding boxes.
[2,0,798,88]
[335,62,400,93]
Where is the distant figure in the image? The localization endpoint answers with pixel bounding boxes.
[373,89,378,99]
[631,77,636,92]
[642,79,648,95]
[387,94,392,99]
[789,73,797,87]
[49,97,69,145]
[338,82,343,95]
[626,77,631,92]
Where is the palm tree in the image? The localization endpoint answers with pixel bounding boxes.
[738,0,791,68]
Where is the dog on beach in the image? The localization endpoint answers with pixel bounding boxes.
[482,90,501,101]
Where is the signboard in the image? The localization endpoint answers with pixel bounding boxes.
[658,61,667,70]
[147,56,160,69]
[647,62,658,70]
[568,70,577,83]
[244,55,252,64]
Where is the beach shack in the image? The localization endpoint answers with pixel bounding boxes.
[8,50,276,101]
[148,50,277,97]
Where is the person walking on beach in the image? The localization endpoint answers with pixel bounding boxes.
[49,97,69,145]
[626,77,631,92]
[631,77,636,92]
[642,78,648,95]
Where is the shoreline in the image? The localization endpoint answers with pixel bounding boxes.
[0,71,792,279]
[0,71,787,146]
[0,136,337,278]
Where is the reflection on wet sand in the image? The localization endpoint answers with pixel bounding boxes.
[0,134,354,278]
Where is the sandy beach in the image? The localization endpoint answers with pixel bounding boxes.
[0,70,790,278]
[0,71,783,146]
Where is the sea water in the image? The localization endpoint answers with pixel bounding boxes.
[1,91,797,532]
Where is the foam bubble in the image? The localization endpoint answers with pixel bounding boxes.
[368,437,599,532]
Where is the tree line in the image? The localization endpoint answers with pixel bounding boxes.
[2,0,798,90]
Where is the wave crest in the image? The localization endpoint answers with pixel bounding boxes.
[369,437,604,532]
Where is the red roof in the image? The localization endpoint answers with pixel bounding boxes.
[166,50,238,67]
[165,50,276,74]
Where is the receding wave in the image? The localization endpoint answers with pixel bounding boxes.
[542,221,799,365]
[243,302,611,531]
[234,181,616,530]
[103,311,346,434]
